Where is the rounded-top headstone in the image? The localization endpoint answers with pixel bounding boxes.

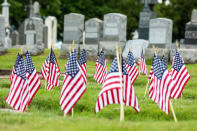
[103,13,127,42]
[191,9,197,23]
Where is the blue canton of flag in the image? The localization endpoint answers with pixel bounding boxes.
[153,55,167,80]
[98,51,105,65]
[126,51,135,67]
[25,51,35,74]
[108,57,119,73]
[14,53,20,68]
[50,49,57,65]
[122,59,128,75]
[15,56,26,80]
[172,51,184,72]
[66,50,79,78]
[78,49,86,65]
[161,55,167,68]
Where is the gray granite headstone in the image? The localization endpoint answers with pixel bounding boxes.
[184,9,197,45]
[11,30,19,46]
[149,18,173,48]
[18,21,25,45]
[138,0,157,40]
[84,18,103,58]
[61,13,84,57]
[100,13,127,57]
[43,26,48,48]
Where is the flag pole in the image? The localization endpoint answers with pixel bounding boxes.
[116,44,124,122]
[71,40,75,118]
[83,41,85,49]
[170,100,178,122]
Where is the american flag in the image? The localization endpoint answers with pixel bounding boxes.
[41,55,49,80]
[25,51,41,105]
[149,55,174,114]
[6,55,29,112]
[78,49,87,85]
[60,50,86,114]
[161,55,168,68]
[47,49,60,90]
[10,53,20,83]
[93,51,107,84]
[148,54,156,80]
[95,57,139,113]
[139,50,148,75]
[170,50,190,99]
[126,51,139,85]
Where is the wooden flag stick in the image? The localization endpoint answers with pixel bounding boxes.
[116,44,124,122]
[64,113,67,117]
[144,79,150,98]
[176,40,180,52]
[20,47,23,55]
[83,42,85,49]
[72,108,74,118]
[72,40,75,50]
[170,100,178,122]
[26,44,30,51]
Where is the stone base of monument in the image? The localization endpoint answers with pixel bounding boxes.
[145,48,171,61]
[99,41,126,59]
[79,44,98,61]
[60,43,80,58]
[22,44,44,56]
[0,47,8,55]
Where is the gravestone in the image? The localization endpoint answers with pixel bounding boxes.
[45,16,57,49]
[11,30,19,46]
[18,21,25,45]
[2,0,10,27]
[122,39,149,59]
[138,0,157,40]
[184,9,197,46]
[22,17,44,55]
[43,26,48,48]
[100,13,127,57]
[0,15,7,55]
[5,26,12,48]
[85,18,103,58]
[61,13,84,57]
[149,18,173,48]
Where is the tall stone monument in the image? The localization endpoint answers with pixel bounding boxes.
[1,0,10,27]
[85,18,103,59]
[138,0,157,40]
[149,18,173,48]
[45,16,57,49]
[100,13,127,57]
[0,15,7,55]
[184,9,197,46]
[61,13,84,57]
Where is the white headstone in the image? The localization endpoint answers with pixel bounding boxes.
[63,13,84,44]
[149,18,173,48]
[123,39,149,59]
[45,16,57,49]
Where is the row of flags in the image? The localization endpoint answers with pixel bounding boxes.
[94,49,190,117]
[6,47,190,120]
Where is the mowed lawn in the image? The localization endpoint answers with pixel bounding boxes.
[0,48,197,131]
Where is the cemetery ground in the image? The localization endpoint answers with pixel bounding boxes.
[0,49,197,131]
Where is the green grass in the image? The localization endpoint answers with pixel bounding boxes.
[0,48,197,131]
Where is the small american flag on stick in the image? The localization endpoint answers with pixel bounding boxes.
[25,51,41,105]
[170,49,190,99]
[78,49,87,85]
[139,50,148,75]
[6,55,29,112]
[149,55,174,114]
[60,50,86,115]
[46,49,60,91]
[93,51,107,84]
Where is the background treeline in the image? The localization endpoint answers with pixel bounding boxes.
[0,0,197,41]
